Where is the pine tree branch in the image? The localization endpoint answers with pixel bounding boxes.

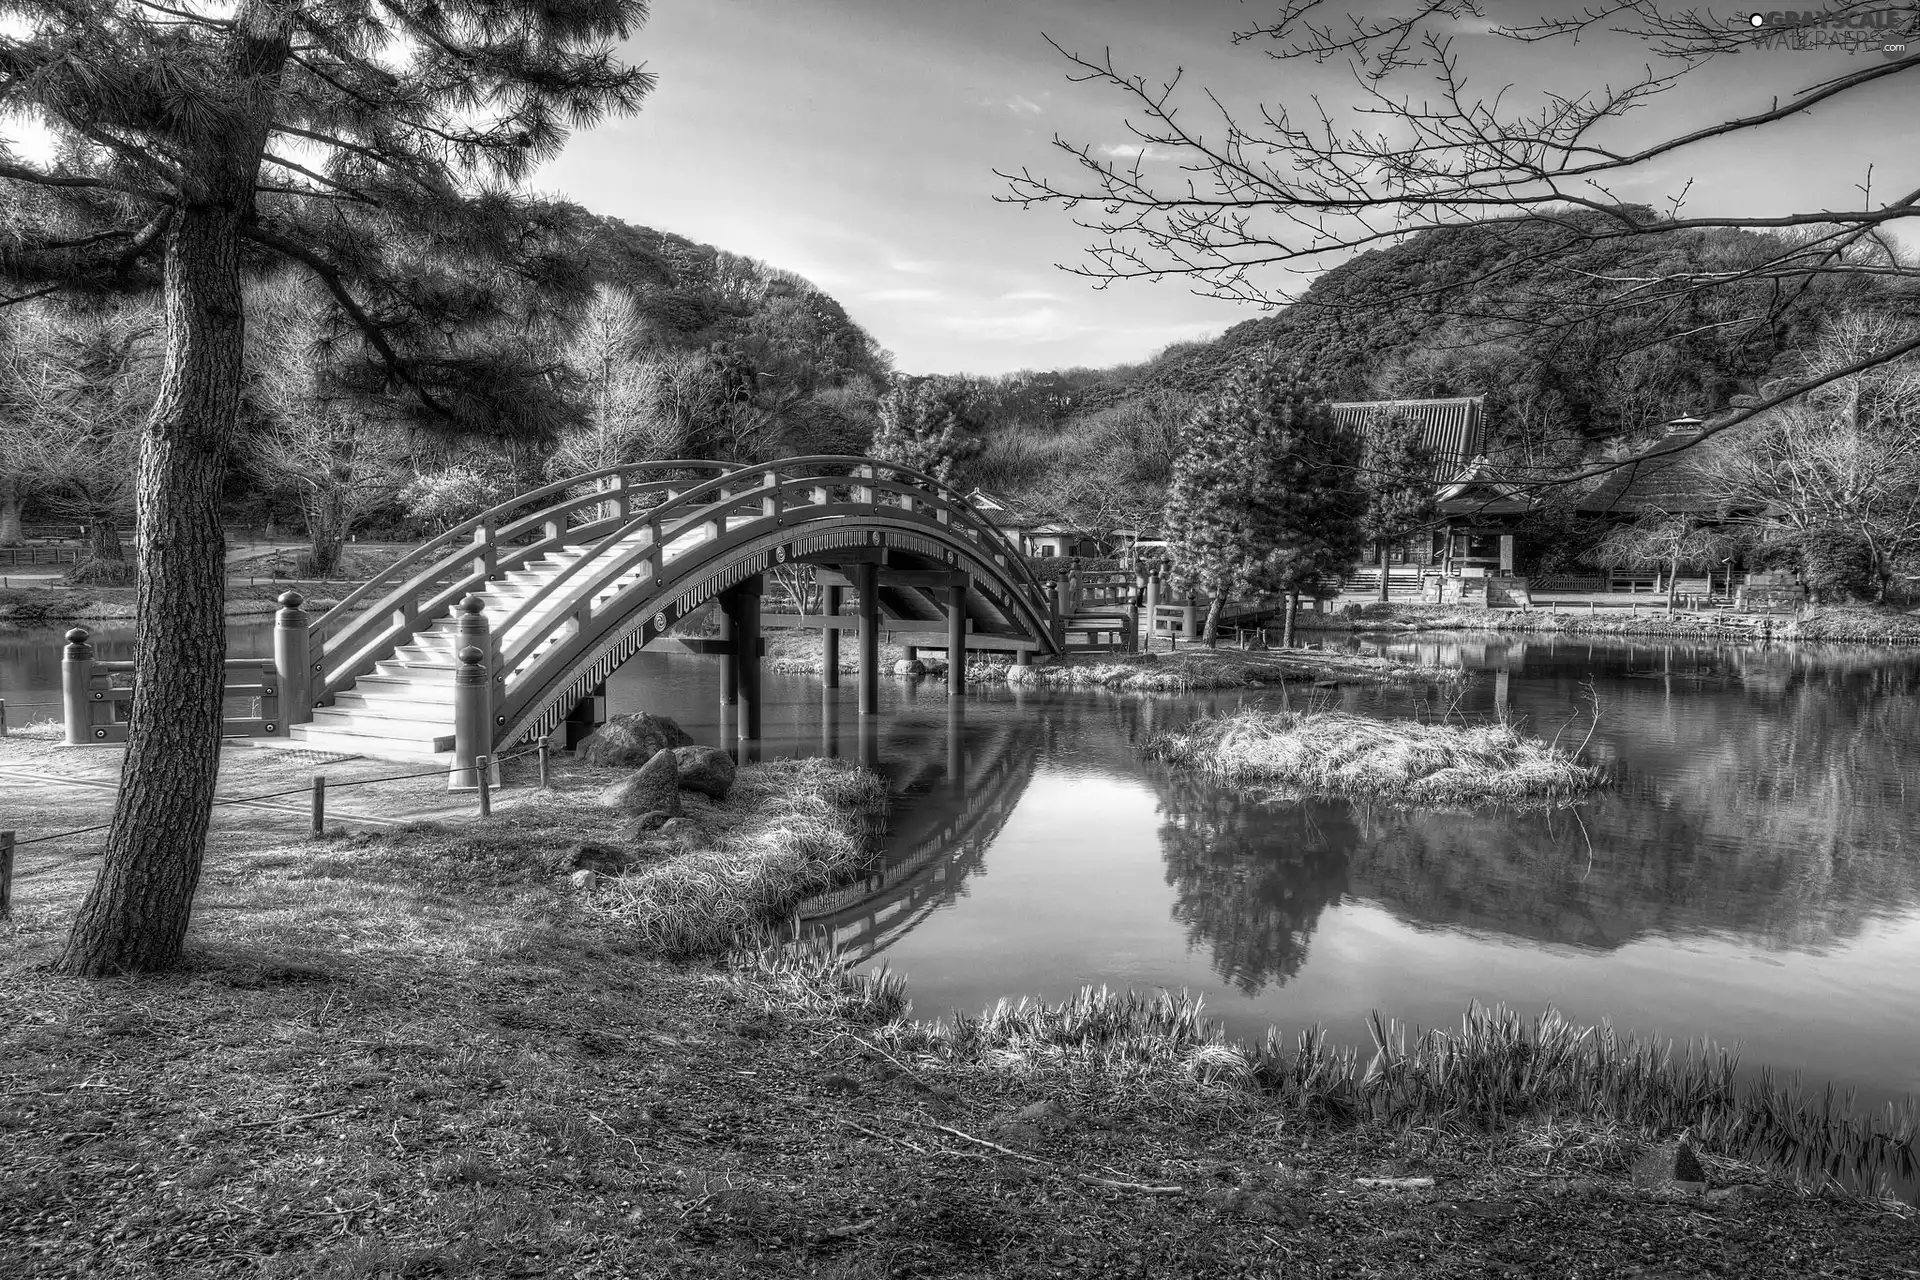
[0,160,167,203]
[242,221,453,421]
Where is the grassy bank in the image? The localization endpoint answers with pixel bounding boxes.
[1149,707,1605,805]
[1300,601,1920,645]
[3,750,1915,1277]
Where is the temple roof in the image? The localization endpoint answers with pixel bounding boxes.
[1331,396,1486,481]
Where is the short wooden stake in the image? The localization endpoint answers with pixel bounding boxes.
[1,830,13,919]
[477,755,492,817]
[311,775,326,836]
[537,737,551,789]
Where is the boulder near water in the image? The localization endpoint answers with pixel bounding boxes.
[576,713,693,766]
[597,748,682,817]
[671,745,736,799]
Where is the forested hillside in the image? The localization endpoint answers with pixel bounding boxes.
[938,208,1905,537]
[0,203,893,575]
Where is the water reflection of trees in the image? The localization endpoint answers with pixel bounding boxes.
[1156,769,1349,995]
[1150,641,1920,990]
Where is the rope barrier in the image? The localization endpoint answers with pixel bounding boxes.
[1,744,544,849]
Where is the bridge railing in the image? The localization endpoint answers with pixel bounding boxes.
[308,461,737,707]
[304,455,1058,742]
[484,457,1061,741]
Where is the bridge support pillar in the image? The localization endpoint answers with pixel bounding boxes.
[562,683,605,753]
[946,582,967,697]
[822,584,842,689]
[855,562,879,716]
[946,699,966,801]
[721,581,763,743]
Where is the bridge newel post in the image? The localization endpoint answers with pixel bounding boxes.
[822,584,842,689]
[274,591,310,735]
[760,470,780,521]
[946,582,968,697]
[450,640,498,792]
[1144,572,1161,652]
[61,627,93,746]
[855,562,880,716]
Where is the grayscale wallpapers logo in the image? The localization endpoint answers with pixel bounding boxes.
[1734,7,1916,57]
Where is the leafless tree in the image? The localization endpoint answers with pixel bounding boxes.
[0,301,158,579]
[999,1,1920,487]
[1689,310,1920,600]
[242,276,409,576]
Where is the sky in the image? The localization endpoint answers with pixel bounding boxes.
[537,0,1920,376]
[9,1,1908,375]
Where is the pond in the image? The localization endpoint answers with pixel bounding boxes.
[5,622,1919,1117]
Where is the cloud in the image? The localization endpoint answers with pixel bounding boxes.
[1003,94,1045,116]
[863,287,946,303]
[885,257,943,276]
[938,307,1074,342]
[1097,142,1179,164]
[997,289,1063,302]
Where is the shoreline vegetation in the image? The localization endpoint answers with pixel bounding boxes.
[1299,601,1920,645]
[1147,707,1606,806]
[766,631,1461,690]
[2,741,1915,1276]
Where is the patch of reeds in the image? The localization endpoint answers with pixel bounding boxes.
[592,758,888,957]
[834,981,1918,1198]
[1149,706,1602,805]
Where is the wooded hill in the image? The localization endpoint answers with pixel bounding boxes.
[947,208,1909,541]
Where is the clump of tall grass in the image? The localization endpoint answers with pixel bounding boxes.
[734,934,913,1025]
[860,984,1917,1197]
[1149,706,1603,805]
[592,758,887,956]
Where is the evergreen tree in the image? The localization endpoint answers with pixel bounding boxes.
[0,0,653,975]
[870,376,982,483]
[1357,411,1438,602]
[1163,358,1364,644]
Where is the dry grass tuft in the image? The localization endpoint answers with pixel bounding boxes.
[591,758,888,956]
[1149,706,1603,805]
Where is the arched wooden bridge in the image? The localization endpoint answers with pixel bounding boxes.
[278,457,1064,762]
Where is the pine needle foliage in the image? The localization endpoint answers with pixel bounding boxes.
[1162,357,1366,641]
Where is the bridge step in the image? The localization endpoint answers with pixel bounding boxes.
[305,707,455,748]
[289,723,454,759]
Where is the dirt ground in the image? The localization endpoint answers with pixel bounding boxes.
[2,732,1916,1280]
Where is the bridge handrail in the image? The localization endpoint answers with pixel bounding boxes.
[306,452,1059,732]
[310,460,738,646]
[309,461,738,700]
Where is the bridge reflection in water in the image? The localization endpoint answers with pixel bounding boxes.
[786,697,1043,962]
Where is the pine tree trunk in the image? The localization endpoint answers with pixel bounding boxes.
[1282,590,1299,648]
[1202,593,1224,647]
[1377,540,1391,602]
[0,475,24,547]
[57,204,245,976]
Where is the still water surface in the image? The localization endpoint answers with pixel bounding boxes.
[5,624,1918,1109]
